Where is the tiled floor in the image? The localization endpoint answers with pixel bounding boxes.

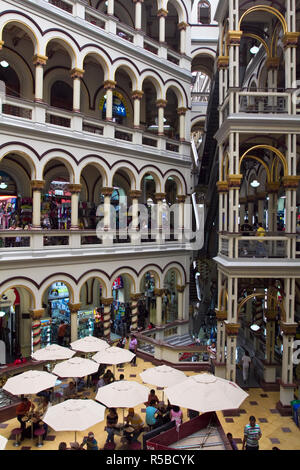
[1,357,300,451]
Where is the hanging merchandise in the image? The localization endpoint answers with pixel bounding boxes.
[20,197,33,227]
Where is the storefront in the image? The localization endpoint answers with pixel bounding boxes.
[0,288,20,361]
[42,180,71,230]
[0,171,32,230]
[40,282,70,347]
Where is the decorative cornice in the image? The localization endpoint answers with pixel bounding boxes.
[157,8,168,17]
[176,285,186,293]
[217,56,229,69]
[177,107,188,115]
[154,192,166,201]
[154,288,164,297]
[215,309,227,321]
[130,293,142,302]
[131,90,144,100]
[129,190,142,199]
[102,298,114,306]
[266,57,280,70]
[266,182,280,193]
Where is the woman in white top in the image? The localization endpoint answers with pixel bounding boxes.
[241,351,251,384]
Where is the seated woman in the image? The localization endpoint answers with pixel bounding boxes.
[64,381,76,400]
[170,405,183,430]
[145,389,159,406]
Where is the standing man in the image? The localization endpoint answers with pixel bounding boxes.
[16,397,35,441]
[242,416,262,450]
[57,320,68,346]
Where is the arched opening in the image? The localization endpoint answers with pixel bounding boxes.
[142,0,159,41]
[142,79,159,132]
[50,80,73,111]
[165,88,180,139]
[79,278,106,339]
[0,62,20,97]
[111,169,132,242]
[110,273,133,338]
[41,282,72,347]
[165,2,180,52]
[198,0,211,24]
[163,268,179,323]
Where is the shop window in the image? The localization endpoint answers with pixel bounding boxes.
[198,0,211,25]
[100,91,128,125]
[50,81,73,111]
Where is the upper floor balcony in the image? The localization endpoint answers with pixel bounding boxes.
[18,0,191,71]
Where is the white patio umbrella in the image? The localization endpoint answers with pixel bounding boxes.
[0,435,8,450]
[3,370,58,396]
[92,346,135,375]
[70,336,109,353]
[96,380,149,424]
[32,344,76,362]
[52,357,99,379]
[43,399,106,442]
[165,373,249,413]
[140,365,186,400]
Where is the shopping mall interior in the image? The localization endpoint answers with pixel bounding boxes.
[0,0,300,451]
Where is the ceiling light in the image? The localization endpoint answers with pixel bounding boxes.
[250,323,260,332]
[0,311,6,317]
[250,179,260,188]
[0,182,8,189]
[0,60,9,68]
[250,45,259,55]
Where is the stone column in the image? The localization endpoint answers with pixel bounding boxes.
[176,285,185,321]
[247,195,255,226]
[33,55,47,102]
[68,303,81,342]
[227,173,242,258]
[129,190,142,244]
[157,9,167,43]
[266,183,279,232]
[131,90,144,129]
[71,68,84,113]
[30,309,44,353]
[133,0,143,30]
[177,195,186,240]
[30,180,45,229]
[156,99,167,136]
[262,307,278,388]
[154,288,164,327]
[178,22,188,55]
[102,187,114,245]
[69,184,82,230]
[217,181,229,233]
[257,192,266,225]
[177,107,187,142]
[103,81,116,121]
[225,322,240,382]
[217,55,229,126]
[227,0,241,114]
[102,298,113,339]
[277,322,297,414]
[215,308,227,379]
[130,293,141,331]
[266,57,279,107]
[107,0,114,16]
[154,192,166,243]
[282,176,299,259]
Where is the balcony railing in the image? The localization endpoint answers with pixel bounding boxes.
[219,232,291,259]
[239,90,290,114]
[191,92,210,103]
[49,0,73,14]
[0,95,191,158]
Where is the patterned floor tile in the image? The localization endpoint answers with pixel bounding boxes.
[44,435,56,441]
[249,401,258,405]
[21,446,31,450]
[260,394,269,398]
[258,418,268,423]
[129,374,136,378]
[239,409,247,414]
[0,423,8,428]
[225,418,234,423]
[270,438,280,444]
[270,409,280,414]
[281,427,292,433]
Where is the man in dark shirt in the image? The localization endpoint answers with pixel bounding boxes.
[241,219,253,235]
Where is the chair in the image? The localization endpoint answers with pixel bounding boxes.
[11,428,22,447]
[34,427,45,447]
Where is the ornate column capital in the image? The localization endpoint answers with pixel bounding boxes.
[280,322,298,336]
[227,174,243,188]
[225,322,240,336]
[177,107,188,115]
[176,285,185,293]
[215,309,227,321]
[217,181,229,193]
[131,90,144,100]
[217,56,229,69]
[282,176,300,190]
[130,293,142,302]
[103,80,117,90]
[282,32,299,48]
[133,0,144,3]
[256,192,267,200]
[68,303,81,313]
[226,30,243,45]
[70,68,85,79]
[68,183,82,194]
[177,195,187,203]
[129,190,142,199]
[178,22,188,31]
[102,298,114,306]
[156,99,167,108]
[101,187,114,197]
[154,192,166,202]
[266,182,280,193]
[157,8,168,18]
[30,180,45,191]
[30,309,44,320]
[33,54,48,66]
[266,57,280,70]
[154,288,164,297]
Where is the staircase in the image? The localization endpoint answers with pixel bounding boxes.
[164,333,195,347]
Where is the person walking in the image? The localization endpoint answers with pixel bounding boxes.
[242,416,262,450]
[57,320,68,346]
[241,351,251,385]
[105,408,118,445]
